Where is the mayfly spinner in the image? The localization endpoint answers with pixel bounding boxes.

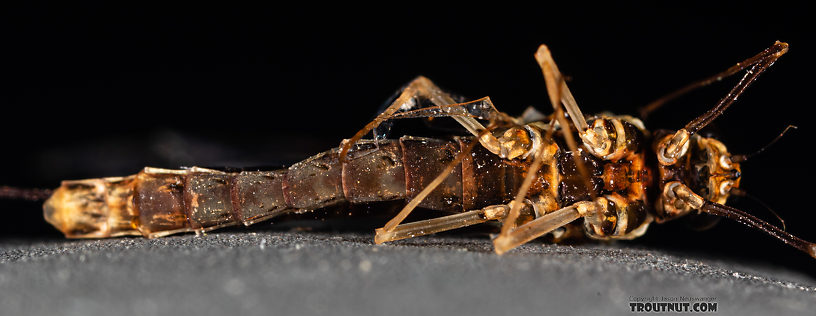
[42,41,816,258]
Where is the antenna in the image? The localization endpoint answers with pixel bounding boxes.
[731,125,797,163]
[700,201,816,259]
[729,187,786,231]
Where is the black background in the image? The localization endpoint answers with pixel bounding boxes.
[2,4,814,271]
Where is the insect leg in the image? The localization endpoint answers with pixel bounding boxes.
[640,41,789,119]
[661,181,816,259]
[374,204,512,244]
[339,76,514,162]
[494,44,630,253]
[493,200,597,255]
[534,44,587,150]
[376,138,479,236]
[534,44,588,134]
[493,44,599,246]
[657,41,789,165]
[498,135,559,236]
[532,44,601,187]
[535,44,634,160]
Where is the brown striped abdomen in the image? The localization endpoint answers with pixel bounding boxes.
[44,136,544,238]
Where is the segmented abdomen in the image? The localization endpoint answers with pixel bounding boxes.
[44,136,545,238]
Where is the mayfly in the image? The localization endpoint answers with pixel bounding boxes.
[40,41,816,258]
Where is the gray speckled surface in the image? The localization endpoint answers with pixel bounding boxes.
[1,231,814,316]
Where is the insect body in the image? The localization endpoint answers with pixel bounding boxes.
[43,137,533,239]
[42,41,816,258]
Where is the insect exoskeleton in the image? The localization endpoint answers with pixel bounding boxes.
[654,132,742,222]
[44,176,139,238]
[40,41,816,260]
